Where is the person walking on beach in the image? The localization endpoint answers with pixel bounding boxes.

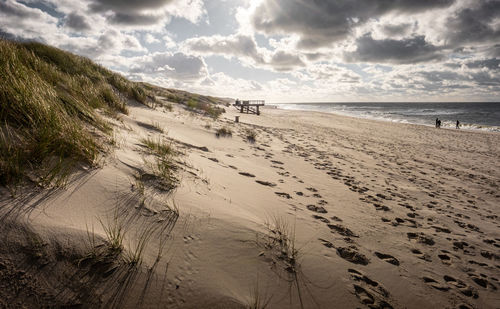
[456,120,460,129]
[436,118,439,128]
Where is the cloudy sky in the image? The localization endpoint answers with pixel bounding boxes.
[1,0,499,102]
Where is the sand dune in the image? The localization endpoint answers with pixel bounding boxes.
[1,99,499,308]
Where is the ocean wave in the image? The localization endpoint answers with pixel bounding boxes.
[273,104,500,133]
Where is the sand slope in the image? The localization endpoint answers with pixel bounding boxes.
[1,99,499,309]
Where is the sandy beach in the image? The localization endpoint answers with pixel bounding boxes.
[1,99,499,308]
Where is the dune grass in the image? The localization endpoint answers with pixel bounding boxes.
[0,38,155,188]
[99,214,125,255]
[150,86,226,119]
[141,136,178,192]
[245,128,257,143]
[216,126,233,137]
[265,215,299,273]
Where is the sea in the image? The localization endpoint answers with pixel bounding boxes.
[272,102,500,132]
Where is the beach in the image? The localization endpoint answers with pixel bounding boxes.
[1,100,499,308]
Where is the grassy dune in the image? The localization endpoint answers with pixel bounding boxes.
[0,39,154,188]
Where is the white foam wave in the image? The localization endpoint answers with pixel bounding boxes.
[273,104,500,133]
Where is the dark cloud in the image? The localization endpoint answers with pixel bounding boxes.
[65,12,91,31]
[466,58,500,71]
[470,71,499,86]
[445,0,500,46]
[108,12,162,25]
[251,0,455,48]
[89,0,174,12]
[0,0,40,18]
[184,34,304,71]
[381,23,412,36]
[346,34,443,64]
[130,52,207,81]
[418,70,463,82]
[268,51,305,71]
[304,53,325,61]
[88,0,174,25]
[185,35,265,64]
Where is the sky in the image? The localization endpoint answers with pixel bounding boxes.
[1,0,499,103]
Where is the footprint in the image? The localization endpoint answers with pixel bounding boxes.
[349,269,393,308]
[353,285,375,305]
[239,172,255,177]
[328,224,358,237]
[374,252,400,266]
[438,254,451,265]
[312,215,330,223]
[319,238,334,248]
[306,204,327,213]
[422,277,450,291]
[411,249,432,261]
[336,247,370,265]
[274,192,292,199]
[432,225,451,233]
[255,180,276,187]
[373,203,391,211]
[407,232,435,245]
[443,275,478,298]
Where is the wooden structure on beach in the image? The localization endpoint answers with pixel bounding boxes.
[233,99,265,115]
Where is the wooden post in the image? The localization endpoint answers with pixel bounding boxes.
[235,116,239,123]
[256,106,260,115]
[240,106,243,113]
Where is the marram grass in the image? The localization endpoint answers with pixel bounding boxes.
[0,38,154,188]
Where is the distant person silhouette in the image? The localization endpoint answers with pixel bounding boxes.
[436,118,439,128]
[437,119,441,128]
[456,120,460,129]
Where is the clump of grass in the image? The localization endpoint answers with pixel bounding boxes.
[151,121,164,133]
[99,214,125,255]
[124,225,156,267]
[265,215,298,273]
[141,136,178,192]
[0,38,156,188]
[247,280,272,309]
[216,126,232,138]
[164,103,173,112]
[141,137,175,157]
[245,128,257,143]
[166,93,182,103]
[186,99,198,110]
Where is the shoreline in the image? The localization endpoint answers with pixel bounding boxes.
[269,103,500,133]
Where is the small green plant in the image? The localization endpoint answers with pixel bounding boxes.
[216,126,232,138]
[245,129,257,143]
[166,93,182,103]
[186,99,198,110]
